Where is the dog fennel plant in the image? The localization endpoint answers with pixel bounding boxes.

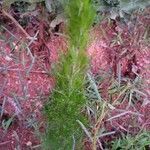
[43,0,95,149]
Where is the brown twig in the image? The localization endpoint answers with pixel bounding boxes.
[2,9,32,39]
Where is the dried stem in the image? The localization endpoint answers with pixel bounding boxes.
[2,9,31,39]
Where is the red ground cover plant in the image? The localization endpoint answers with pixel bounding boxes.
[0,22,66,148]
[85,9,150,149]
[0,7,149,150]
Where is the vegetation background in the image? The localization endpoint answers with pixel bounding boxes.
[0,0,150,150]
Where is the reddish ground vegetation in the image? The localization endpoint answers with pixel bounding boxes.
[0,25,66,148]
[0,9,150,149]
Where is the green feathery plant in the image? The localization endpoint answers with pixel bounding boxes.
[43,0,95,149]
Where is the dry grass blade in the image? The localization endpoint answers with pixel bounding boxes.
[117,61,121,87]
[0,141,11,146]
[107,111,130,122]
[76,120,93,142]
[1,26,19,40]
[13,131,21,150]
[87,72,102,101]
[99,131,116,138]
[92,102,107,150]
[107,109,143,122]
[31,144,41,149]
[72,135,76,150]
[0,97,6,118]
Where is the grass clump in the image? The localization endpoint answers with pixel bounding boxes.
[43,0,95,149]
[111,130,150,150]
